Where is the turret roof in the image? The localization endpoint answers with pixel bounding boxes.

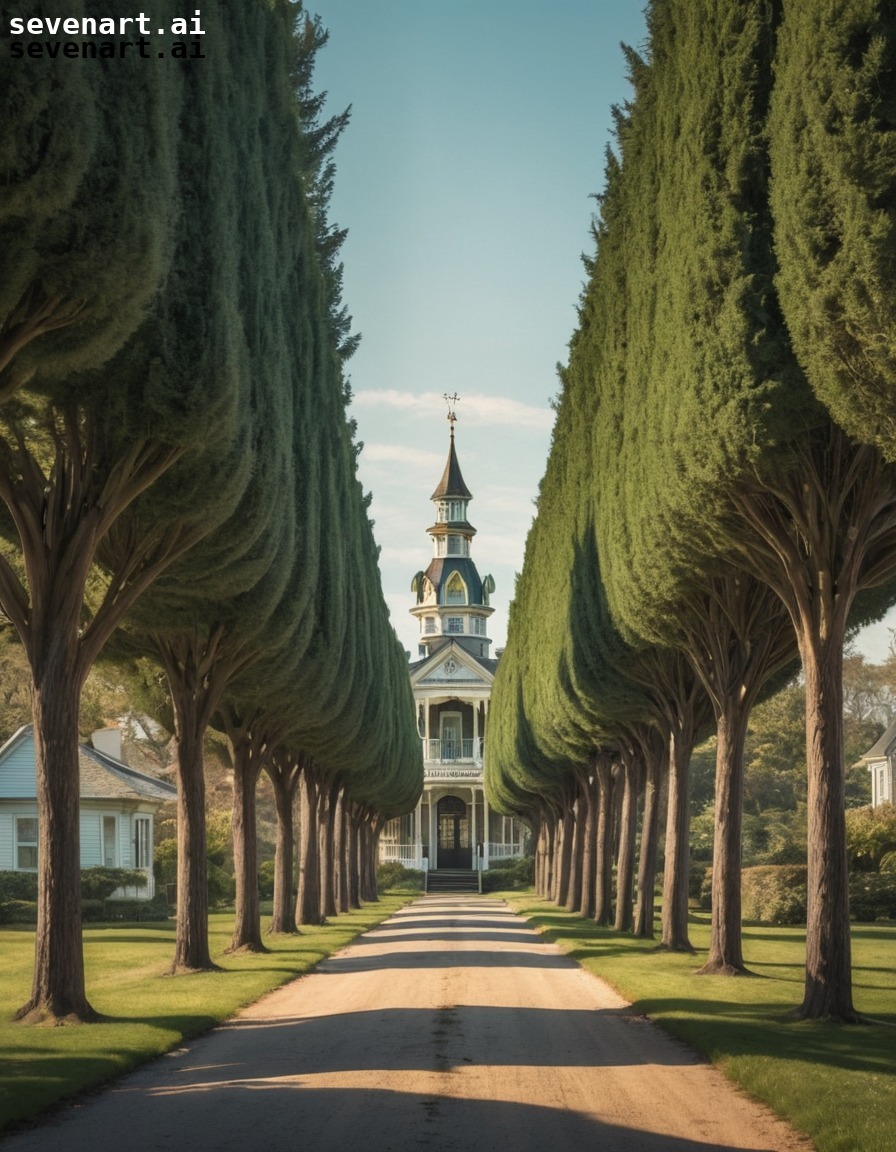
[430,429,473,501]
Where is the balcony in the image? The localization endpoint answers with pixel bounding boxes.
[423,738,483,764]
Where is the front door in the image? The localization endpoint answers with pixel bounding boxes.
[437,795,471,869]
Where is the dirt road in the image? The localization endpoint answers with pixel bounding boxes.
[3,896,812,1152]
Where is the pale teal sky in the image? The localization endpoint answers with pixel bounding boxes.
[309,0,894,663]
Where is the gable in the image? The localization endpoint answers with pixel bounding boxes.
[413,646,493,689]
[0,728,37,798]
[0,726,175,805]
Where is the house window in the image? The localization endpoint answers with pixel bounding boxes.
[446,616,464,634]
[471,617,486,635]
[135,817,151,869]
[423,616,437,634]
[103,816,117,867]
[16,817,38,870]
[437,500,467,523]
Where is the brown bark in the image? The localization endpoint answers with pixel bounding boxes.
[266,757,301,933]
[157,634,232,974]
[798,630,855,1018]
[296,769,322,925]
[225,720,267,954]
[554,803,575,907]
[633,735,664,939]
[594,754,614,926]
[348,805,361,908]
[318,778,340,921]
[577,769,597,919]
[614,758,638,932]
[697,702,750,975]
[661,723,694,952]
[16,643,97,1023]
[336,790,350,914]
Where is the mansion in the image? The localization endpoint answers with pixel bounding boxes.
[380,415,528,873]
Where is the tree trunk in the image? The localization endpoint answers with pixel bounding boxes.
[227,729,266,954]
[567,789,584,913]
[169,685,215,972]
[555,805,574,907]
[697,699,750,975]
[633,745,663,939]
[267,765,299,933]
[594,755,614,926]
[614,759,638,932]
[578,769,597,919]
[536,811,550,898]
[296,770,322,926]
[661,723,694,952]
[318,778,339,921]
[16,642,98,1023]
[348,807,361,908]
[336,790,350,914]
[798,629,856,1019]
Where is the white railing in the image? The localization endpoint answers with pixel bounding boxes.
[488,843,526,861]
[380,843,423,869]
[423,738,483,763]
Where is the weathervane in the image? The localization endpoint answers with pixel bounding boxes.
[444,392,460,434]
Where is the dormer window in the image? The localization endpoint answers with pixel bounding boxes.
[445,572,467,604]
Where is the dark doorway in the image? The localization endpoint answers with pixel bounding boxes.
[436,795,471,869]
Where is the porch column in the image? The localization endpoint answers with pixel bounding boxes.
[424,700,431,754]
[414,795,423,869]
[430,794,437,870]
[483,789,490,870]
[470,787,477,868]
[472,701,480,761]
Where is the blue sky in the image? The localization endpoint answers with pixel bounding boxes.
[309,0,894,663]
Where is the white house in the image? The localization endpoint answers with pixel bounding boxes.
[861,718,896,808]
[380,411,528,873]
[0,725,176,897]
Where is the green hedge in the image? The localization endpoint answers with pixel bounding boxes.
[482,856,534,892]
[377,862,424,892]
[0,899,37,925]
[849,873,896,922]
[702,865,896,925]
[741,865,809,924]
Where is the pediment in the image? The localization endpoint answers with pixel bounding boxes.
[411,645,493,689]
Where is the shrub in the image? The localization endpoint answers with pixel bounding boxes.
[80,867,147,901]
[0,871,38,901]
[482,856,534,892]
[741,865,808,924]
[698,867,713,910]
[103,893,170,921]
[0,898,37,924]
[377,862,424,892]
[258,859,276,899]
[849,872,896,922]
[81,899,106,922]
[690,861,710,903]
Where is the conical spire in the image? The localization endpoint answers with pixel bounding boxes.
[430,423,473,501]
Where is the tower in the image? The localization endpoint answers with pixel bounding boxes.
[410,395,496,660]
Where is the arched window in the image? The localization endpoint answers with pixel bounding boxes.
[445,571,467,605]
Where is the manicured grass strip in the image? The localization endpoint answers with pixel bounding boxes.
[505,895,896,1152]
[0,896,412,1131]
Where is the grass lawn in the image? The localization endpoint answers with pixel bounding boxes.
[0,894,414,1132]
[505,895,896,1152]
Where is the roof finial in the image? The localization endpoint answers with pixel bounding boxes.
[444,392,460,437]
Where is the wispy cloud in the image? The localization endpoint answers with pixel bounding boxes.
[360,443,445,470]
[353,389,554,431]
